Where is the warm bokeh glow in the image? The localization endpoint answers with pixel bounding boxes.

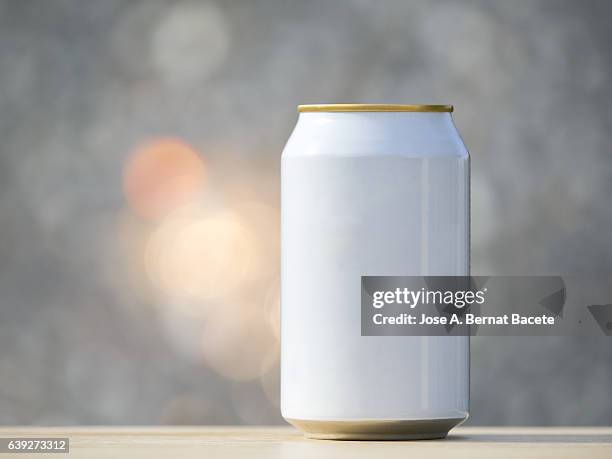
[265,278,281,341]
[145,208,259,303]
[200,301,279,381]
[234,202,280,279]
[111,209,156,301]
[123,138,206,220]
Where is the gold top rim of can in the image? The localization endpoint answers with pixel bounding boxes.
[298,104,454,113]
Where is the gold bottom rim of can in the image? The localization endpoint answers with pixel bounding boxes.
[286,417,466,441]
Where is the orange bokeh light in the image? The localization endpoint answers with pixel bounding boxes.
[123,137,206,220]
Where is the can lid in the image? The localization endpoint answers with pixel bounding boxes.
[298,104,453,113]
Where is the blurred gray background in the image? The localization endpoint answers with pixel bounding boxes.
[1,0,611,426]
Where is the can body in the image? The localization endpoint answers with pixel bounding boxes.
[281,106,469,440]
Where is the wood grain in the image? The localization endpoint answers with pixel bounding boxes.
[1,426,611,459]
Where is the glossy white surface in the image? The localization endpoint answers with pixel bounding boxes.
[281,111,469,421]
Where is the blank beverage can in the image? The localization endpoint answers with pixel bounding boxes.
[281,104,470,440]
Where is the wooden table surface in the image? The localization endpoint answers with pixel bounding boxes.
[1,426,611,458]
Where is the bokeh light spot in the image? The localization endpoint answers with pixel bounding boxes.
[200,302,279,381]
[145,209,257,301]
[123,138,206,220]
[152,1,230,86]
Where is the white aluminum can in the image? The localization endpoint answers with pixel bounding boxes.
[281,104,469,440]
